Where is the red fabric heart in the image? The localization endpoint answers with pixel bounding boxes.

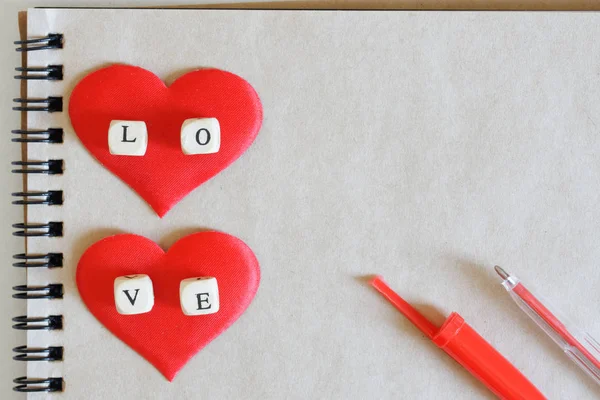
[69,65,263,217]
[76,232,260,381]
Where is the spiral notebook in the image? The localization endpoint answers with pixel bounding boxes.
[12,7,600,399]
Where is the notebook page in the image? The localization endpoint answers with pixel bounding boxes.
[26,8,600,399]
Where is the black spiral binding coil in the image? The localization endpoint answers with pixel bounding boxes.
[13,345,64,362]
[12,33,65,393]
[12,191,63,206]
[12,315,63,331]
[12,128,64,143]
[12,97,63,113]
[12,253,63,269]
[15,65,64,81]
[12,285,64,300]
[11,159,64,175]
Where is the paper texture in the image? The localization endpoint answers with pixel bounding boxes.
[25,8,600,399]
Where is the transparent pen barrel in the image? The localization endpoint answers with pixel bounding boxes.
[508,286,600,385]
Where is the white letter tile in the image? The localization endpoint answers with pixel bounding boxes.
[180,277,220,316]
[114,274,154,315]
[180,118,220,155]
[108,120,148,156]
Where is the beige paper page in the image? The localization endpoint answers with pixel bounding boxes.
[25,8,600,399]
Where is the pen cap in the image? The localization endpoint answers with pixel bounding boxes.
[432,312,545,400]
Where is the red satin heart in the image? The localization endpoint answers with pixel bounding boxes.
[76,232,260,381]
[69,65,263,217]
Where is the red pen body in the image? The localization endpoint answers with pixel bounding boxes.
[433,312,545,400]
[370,276,545,400]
